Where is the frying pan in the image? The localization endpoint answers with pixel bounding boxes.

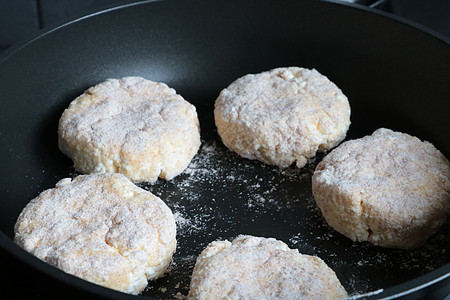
[0,0,449,299]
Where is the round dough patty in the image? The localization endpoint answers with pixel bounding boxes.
[58,76,201,183]
[214,67,350,169]
[312,128,450,249]
[14,173,177,294]
[188,235,347,299]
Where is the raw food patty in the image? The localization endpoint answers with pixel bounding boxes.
[58,76,201,183]
[14,173,177,294]
[188,235,348,299]
[312,128,450,249]
[214,67,350,169]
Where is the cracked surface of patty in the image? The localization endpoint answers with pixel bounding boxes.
[312,128,450,249]
[14,173,177,294]
[214,67,350,169]
[188,235,347,299]
[58,76,201,183]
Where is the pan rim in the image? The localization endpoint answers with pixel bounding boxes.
[0,0,449,298]
[321,0,449,44]
[0,0,448,66]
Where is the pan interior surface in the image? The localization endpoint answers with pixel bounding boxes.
[0,0,449,298]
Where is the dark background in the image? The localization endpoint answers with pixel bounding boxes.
[1,0,450,54]
[0,1,449,299]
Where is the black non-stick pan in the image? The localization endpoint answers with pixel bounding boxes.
[1,0,449,299]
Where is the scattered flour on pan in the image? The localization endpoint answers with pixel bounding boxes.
[289,187,450,297]
[137,140,317,298]
[137,139,449,299]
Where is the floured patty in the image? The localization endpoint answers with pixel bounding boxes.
[312,128,450,249]
[188,235,347,299]
[14,173,177,294]
[214,67,350,169]
[58,76,201,183]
